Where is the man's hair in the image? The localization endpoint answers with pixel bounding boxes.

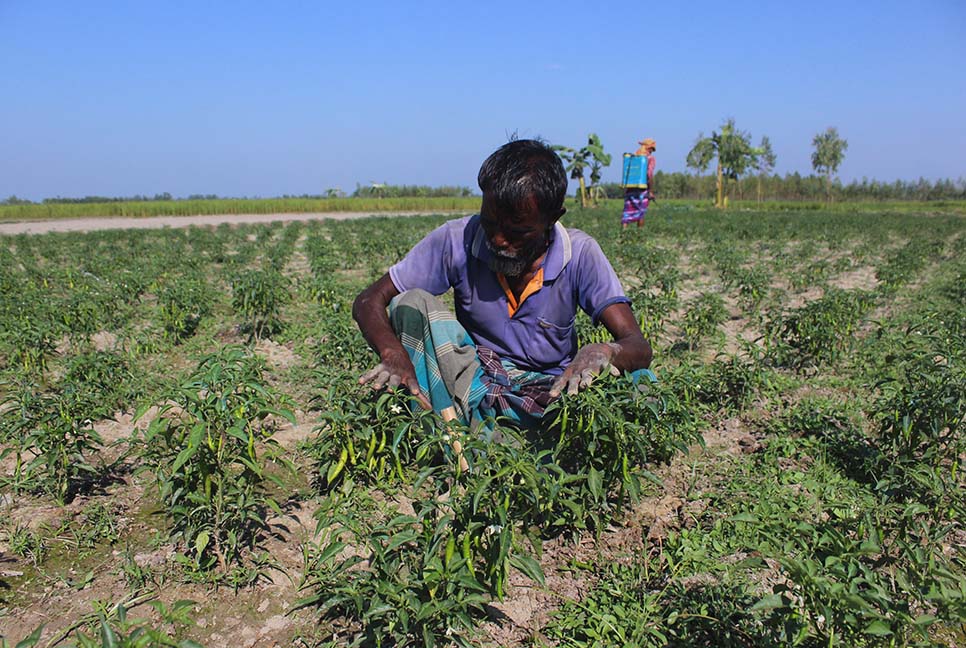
[477,139,568,222]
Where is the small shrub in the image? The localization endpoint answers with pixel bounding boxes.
[157,275,212,341]
[136,347,295,576]
[231,268,290,340]
[766,288,875,369]
[542,373,701,532]
[0,381,106,504]
[681,293,728,350]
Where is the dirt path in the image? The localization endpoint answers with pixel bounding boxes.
[0,211,463,235]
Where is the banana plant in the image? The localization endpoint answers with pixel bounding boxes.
[553,133,611,208]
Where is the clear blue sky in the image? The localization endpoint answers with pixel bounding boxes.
[2,0,964,200]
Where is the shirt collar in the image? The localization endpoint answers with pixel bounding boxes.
[469,214,572,281]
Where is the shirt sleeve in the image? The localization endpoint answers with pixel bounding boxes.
[388,222,454,296]
[573,237,630,324]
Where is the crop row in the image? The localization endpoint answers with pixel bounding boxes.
[0,205,963,646]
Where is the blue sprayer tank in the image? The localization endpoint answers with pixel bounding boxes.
[622,154,648,189]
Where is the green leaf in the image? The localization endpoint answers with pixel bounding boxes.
[170,445,195,474]
[15,625,44,648]
[227,425,250,444]
[748,593,784,613]
[98,615,118,648]
[315,541,347,566]
[386,530,418,552]
[509,553,545,585]
[730,512,759,523]
[587,467,603,501]
[194,531,210,556]
[188,421,206,448]
[863,620,893,636]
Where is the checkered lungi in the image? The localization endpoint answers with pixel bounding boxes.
[389,289,556,430]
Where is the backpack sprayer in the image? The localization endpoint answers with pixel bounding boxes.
[622,153,649,190]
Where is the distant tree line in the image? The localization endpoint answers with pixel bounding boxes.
[598,172,966,202]
[29,192,226,204]
[4,174,965,208]
[2,185,475,206]
[350,184,474,199]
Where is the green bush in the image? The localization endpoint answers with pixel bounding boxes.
[136,347,295,577]
[231,268,290,339]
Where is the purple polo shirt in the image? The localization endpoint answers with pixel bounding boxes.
[389,215,629,375]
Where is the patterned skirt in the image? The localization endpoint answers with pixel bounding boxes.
[389,289,554,430]
[622,189,649,224]
[388,288,658,433]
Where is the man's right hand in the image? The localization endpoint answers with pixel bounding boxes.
[358,349,432,410]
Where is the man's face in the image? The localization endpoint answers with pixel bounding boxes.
[479,193,552,278]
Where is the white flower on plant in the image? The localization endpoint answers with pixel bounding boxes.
[390,404,403,414]
[484,524,503,537]
[441,433,451,442]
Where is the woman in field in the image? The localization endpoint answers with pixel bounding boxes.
[622,138,656,229]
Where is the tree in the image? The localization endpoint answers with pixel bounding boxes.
[811,127,848,204]
[553,133,611,208]
[586,134,612,206]
[755,136,777,204]
[686,119,759,208]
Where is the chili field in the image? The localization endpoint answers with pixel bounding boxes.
[0,203,964,647]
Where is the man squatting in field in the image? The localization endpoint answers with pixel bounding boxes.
[352,139,654,432]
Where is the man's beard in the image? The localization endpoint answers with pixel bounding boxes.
[486,236,546,278]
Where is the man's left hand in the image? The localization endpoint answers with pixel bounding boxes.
[549,342,622,398]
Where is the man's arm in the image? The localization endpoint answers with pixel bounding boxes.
[352,273,430,408]
[599,301,652,371]
[549,302,651,397]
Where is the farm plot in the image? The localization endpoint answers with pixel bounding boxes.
[0,205,964,647]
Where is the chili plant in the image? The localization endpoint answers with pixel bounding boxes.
[5,316,57,374]
[681,293,728,351]
[761,514,958,647]
[157,274,213,342]
[297,503,490,648]
[300,420,550,646]
[415,424,548,598]
[231,268,290,340]
[731,265,771,312]
[0,381,105,504]
[309,389,436,491]
[766,288,875,369]
[541,373,700,532]
[61,350,140,418]
[135,347,296,575]
[67,599,202,648]
[871,349,965,509]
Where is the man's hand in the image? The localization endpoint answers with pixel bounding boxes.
[358,348,432,410]
[549,342,622,398]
